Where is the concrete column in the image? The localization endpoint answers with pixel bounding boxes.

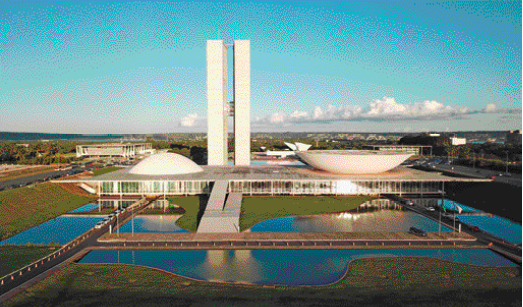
[207,40,228,165]
[233,40,250,166]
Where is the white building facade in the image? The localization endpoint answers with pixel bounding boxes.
[76,143,152,158]
[207,40,251,166]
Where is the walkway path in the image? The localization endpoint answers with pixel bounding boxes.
[197,181,241,233]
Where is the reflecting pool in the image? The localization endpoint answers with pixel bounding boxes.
[408,198,482,213]
[457,216,522,244]
[249,210,452,233]
[0,216,103,245]
[118,216,189,233]
[68,203,100,213]
[80,249,517,286]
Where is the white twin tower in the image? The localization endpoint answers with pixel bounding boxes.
[207,40,250,166]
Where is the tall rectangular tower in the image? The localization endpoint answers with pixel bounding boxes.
[207,40,228,165]
[233,40,251,166]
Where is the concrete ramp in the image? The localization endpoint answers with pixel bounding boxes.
[197,182,242,233]
[206,180,229,211]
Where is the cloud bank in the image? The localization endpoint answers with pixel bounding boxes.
[179,97,521,128]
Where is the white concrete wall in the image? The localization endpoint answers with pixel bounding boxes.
[207,40,228,165]
[234,40,250,166]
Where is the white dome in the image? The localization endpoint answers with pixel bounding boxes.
[129,153,203,175]
[296,150,412,174]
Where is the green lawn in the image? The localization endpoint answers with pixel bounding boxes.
[4,257,520,307]
[92,166,123,176]
[0,183,97,240]
[0,245,60,277]
[169,196,202,232]
[169,195,376,232]
[239,195,377,230]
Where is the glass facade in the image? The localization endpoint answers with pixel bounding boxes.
[97,180,443,196]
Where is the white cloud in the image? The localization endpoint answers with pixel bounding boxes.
[253,97,472,126]
[180,113,203,127]
[483,103,498,113]
[481,102,520,114]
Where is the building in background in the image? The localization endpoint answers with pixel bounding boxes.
[450,137,467,146]
[506,130,522,145]
[363,145,432,156]
[207,40,250,166]
[76,143,152,158]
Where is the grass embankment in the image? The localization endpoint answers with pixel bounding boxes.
[0,183,97,240]
[4,258,520,307]
[239,196,377,231]
[92,166,123,176]
[168,196,201,232]
[169,196,376,232]
[0,245,60,277]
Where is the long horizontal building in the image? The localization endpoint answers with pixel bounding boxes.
[76,143,152,158]
[62,152,488,197]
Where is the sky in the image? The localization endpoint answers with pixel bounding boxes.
[0,0,521,134]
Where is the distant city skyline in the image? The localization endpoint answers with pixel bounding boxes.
[1,0,521,134]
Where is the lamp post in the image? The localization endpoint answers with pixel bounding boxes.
[438,190,444,235]
[505,151,509,174]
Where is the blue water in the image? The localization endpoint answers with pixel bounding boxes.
[80,249,517,286]
[250,211,452,233]
[457,216,522,244]
[0,216,103,245]
[68,203,100,213]
[439,199,482,213]
[119,216,189,233]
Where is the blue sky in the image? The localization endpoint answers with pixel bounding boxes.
[1,0,521,133]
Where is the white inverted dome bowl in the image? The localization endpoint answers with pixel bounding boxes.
[129,153,203,175]
[296,150,412,174]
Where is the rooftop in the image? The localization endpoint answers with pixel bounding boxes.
[73,165,489,182]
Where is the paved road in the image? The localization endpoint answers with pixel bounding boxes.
[0,167,88,191]
[93,239,479,250]
[0,197,153,299]
[385,194,522,264]
[416,163,521,187]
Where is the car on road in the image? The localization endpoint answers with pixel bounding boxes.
[95,222,104,229]
[409,227,427,237]
[405,200,414,206]
[468,225,480,232]
[487,175,496,179]
[426,207,435,211]
[503,173,512,177]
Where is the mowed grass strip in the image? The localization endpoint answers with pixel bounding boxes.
[0,245,60,277]
[169,196,201,232]
[239,195,377,231]
[0,183,97,240]
[92,166,123,176]
[4,258,520,307]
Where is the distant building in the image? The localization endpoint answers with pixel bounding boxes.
[506,130,522,145]
[399,134,450,147]
[76,143,152,158]
[266,142,312,158]
[450,137,466,146]
[363,145,432,156]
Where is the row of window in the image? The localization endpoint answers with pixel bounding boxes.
[99,180,444,195]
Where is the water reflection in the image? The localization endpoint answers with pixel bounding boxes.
[457,216,522,244]
[410,198,482,213]
[80,249,517,286]
[249,210,452,233]
[0,216,103,245]
[118,216,188,233]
